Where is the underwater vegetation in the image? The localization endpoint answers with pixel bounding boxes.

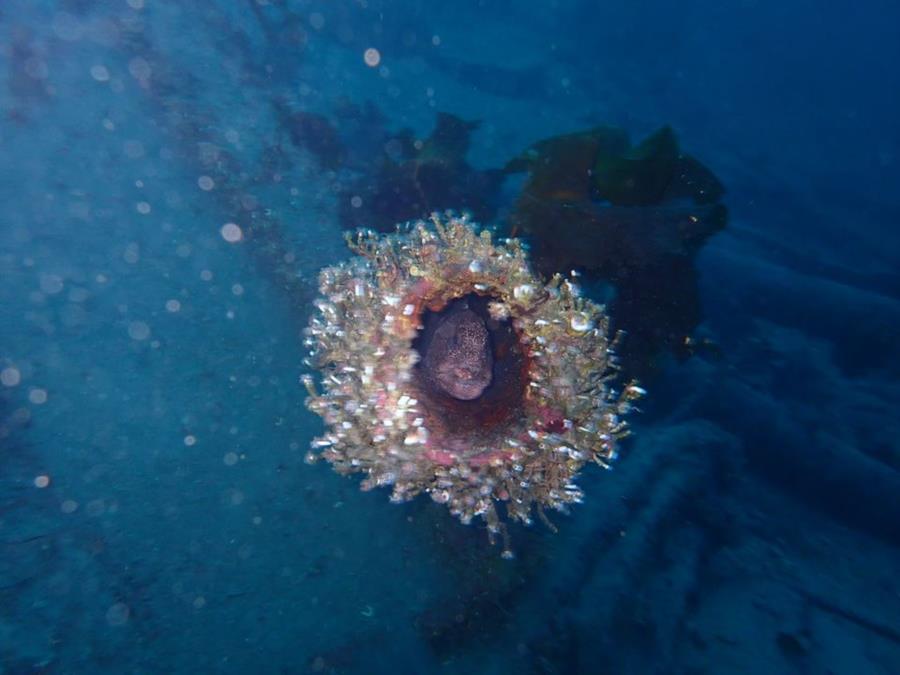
[335,112,505,233]
[274,100,346,172]
[280,99,727,379]
[505,125,727,378]
[302,215,641,551]
[277,102,505,232]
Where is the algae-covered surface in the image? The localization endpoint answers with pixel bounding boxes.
[1,2,899,673]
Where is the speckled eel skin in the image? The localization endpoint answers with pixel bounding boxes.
[423,303,493,401]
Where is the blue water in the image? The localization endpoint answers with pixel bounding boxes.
[2,1,899,673]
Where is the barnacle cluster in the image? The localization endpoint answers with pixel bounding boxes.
[302,214,641,550]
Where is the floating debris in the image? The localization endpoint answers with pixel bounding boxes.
[303,214,639,546]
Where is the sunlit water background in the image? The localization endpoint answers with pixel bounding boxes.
[2,1,899,673]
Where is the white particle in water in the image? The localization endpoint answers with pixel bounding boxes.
[220,222,243,243]
[200,269,213,281]
[52,12,83,41]
[350,195,363,208]
[197,175,215,191]
[29,388,48,404]
[165,299,181,312]
[128,321,150,340]
[39,274,64,294]
[364,48,381,67]
[34,475,50,488]
[1,367,21,387]
[128,57,151,81]
[123,242,140,264]
[61,499,79,514]
[231,283,244,296]
[223,452,238,466]
[90,64,109,82]
[184,434,197,447]
[136,201,151,215]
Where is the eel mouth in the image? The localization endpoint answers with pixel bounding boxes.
[435,366,491,401]
[411,293,529,457]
